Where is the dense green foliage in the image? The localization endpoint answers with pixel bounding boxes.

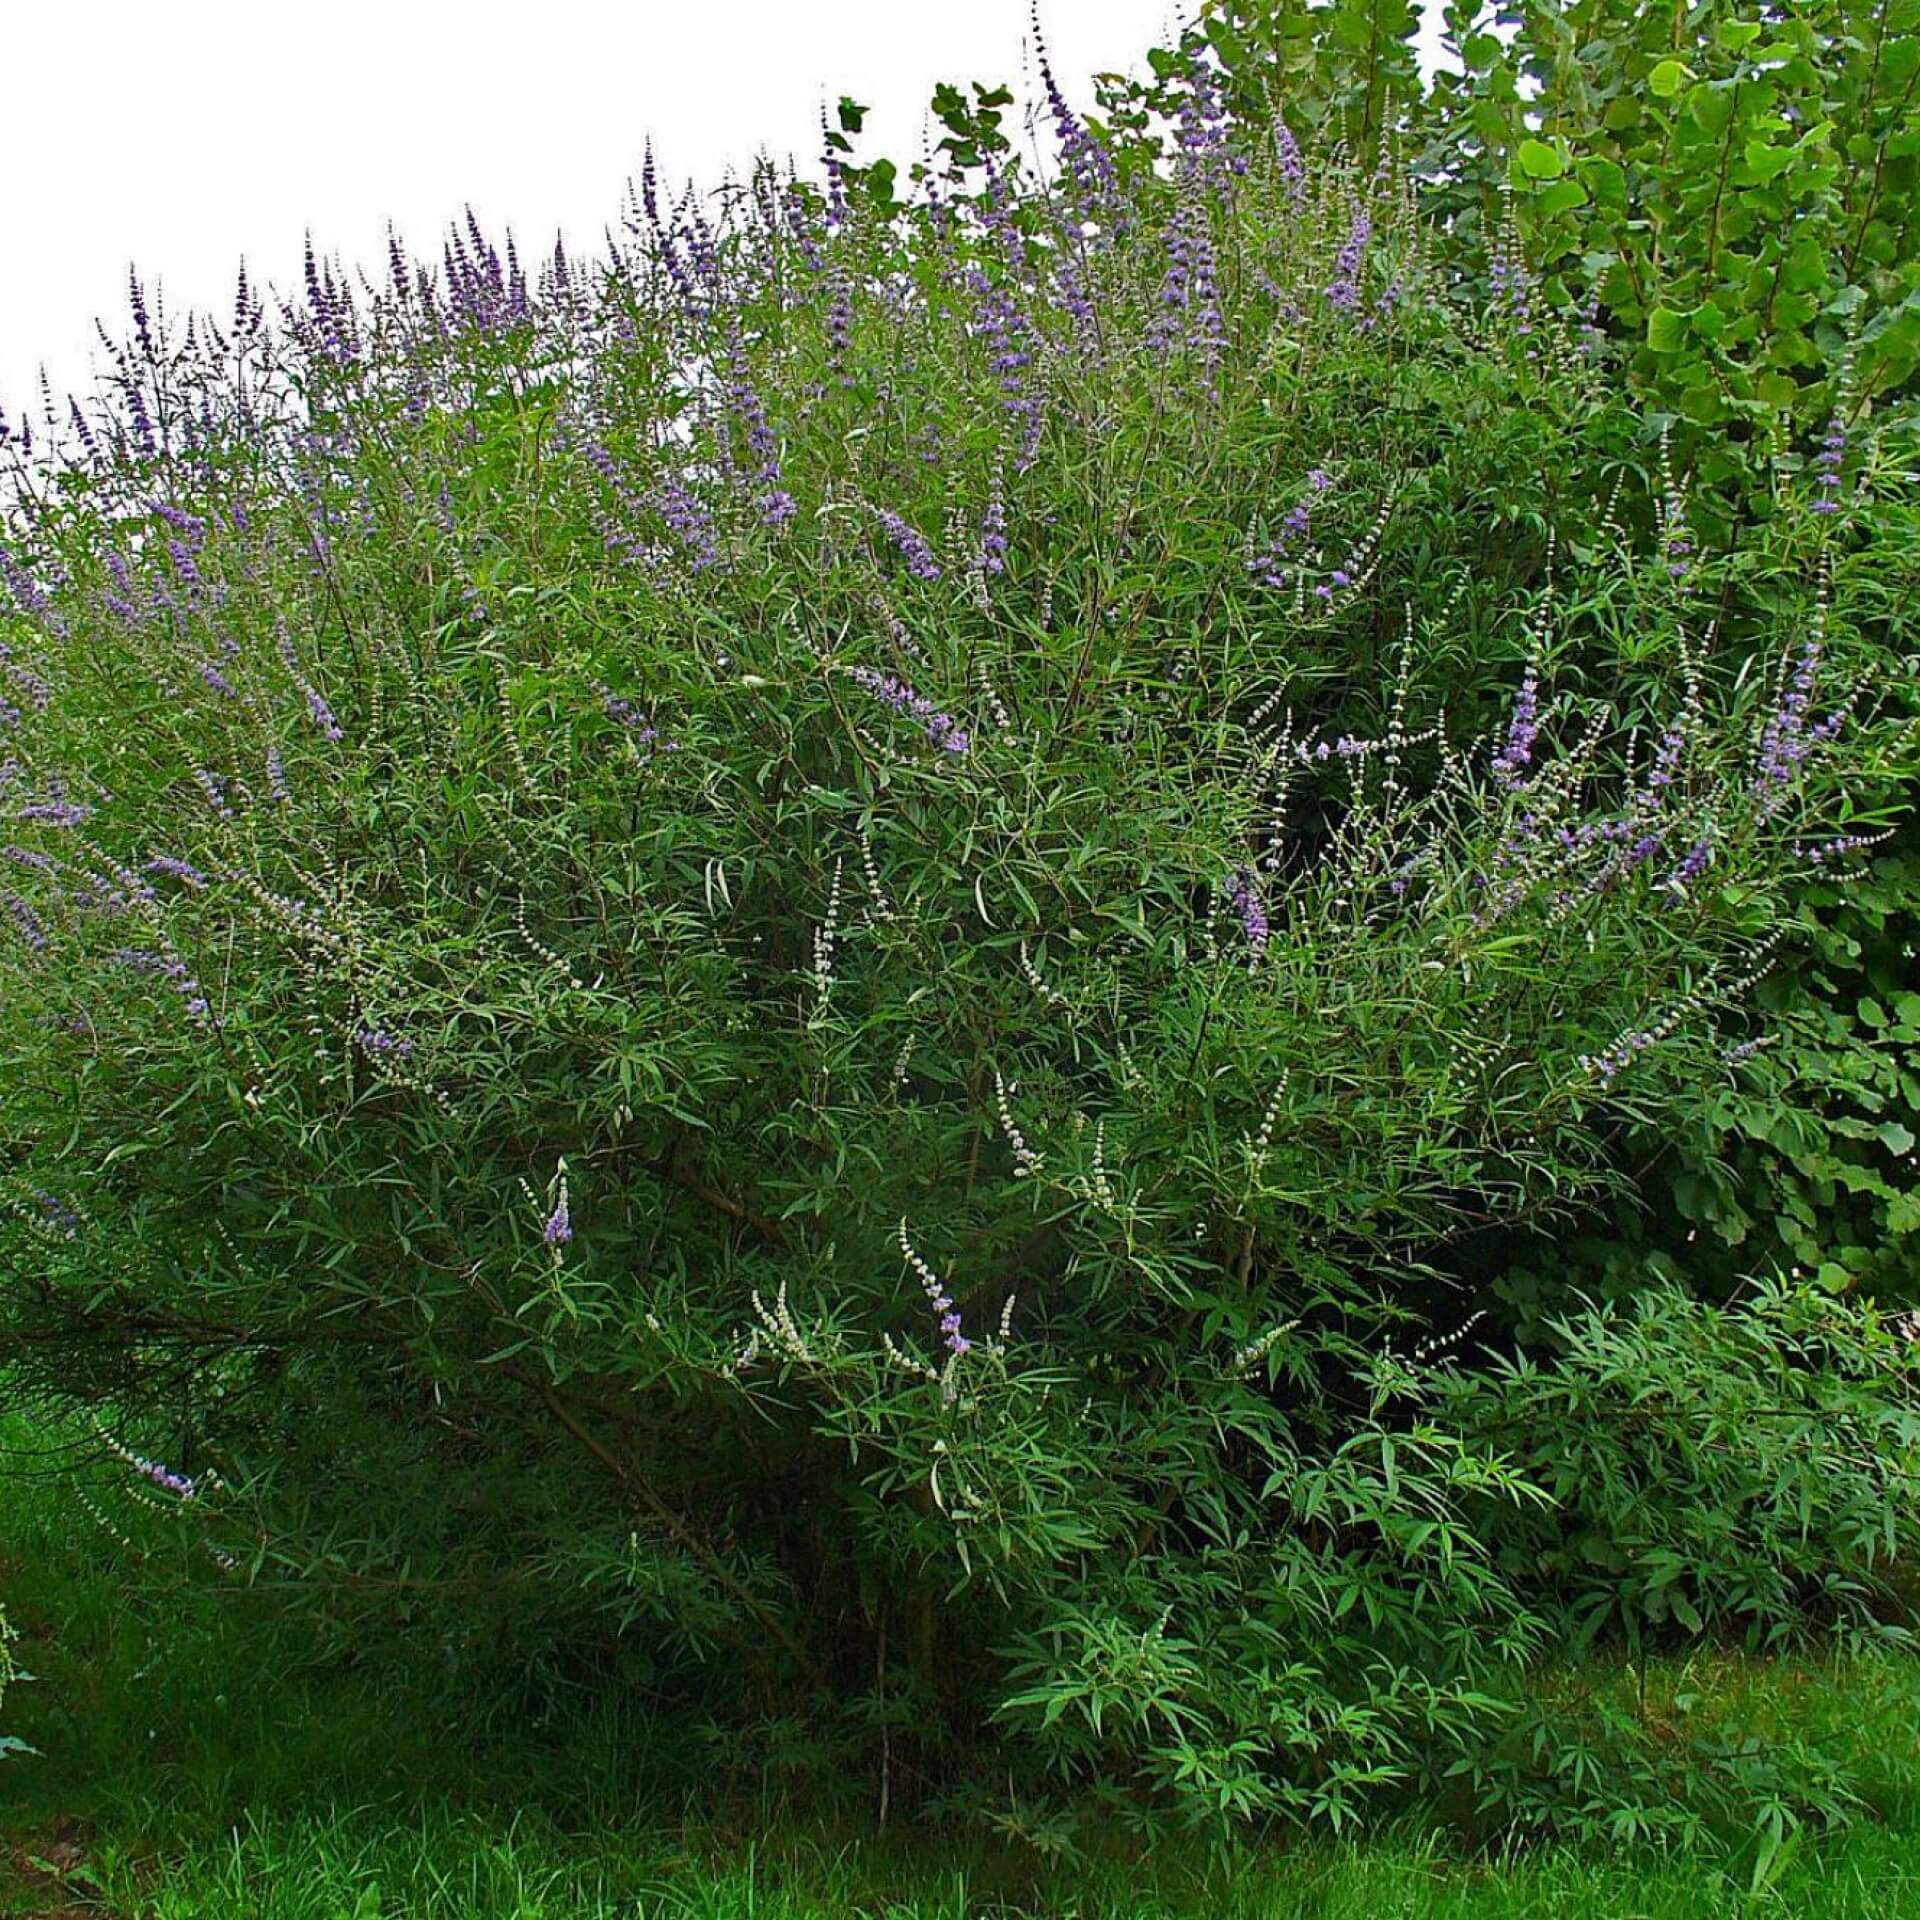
[1429,1281,1920,1650]
[5,1417,1920,1910]
[2,0,1918,1855]
[1127,0,1920,1307]
[1164,0,1920,472]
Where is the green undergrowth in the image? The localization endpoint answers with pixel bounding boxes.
[15,1810,1920,1920]
[6,1417,1920,1918]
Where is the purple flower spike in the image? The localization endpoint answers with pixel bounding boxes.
[1754,628,1826,794]
[18,798,90,828]
[1275,122,1307,205]
[977,493,1008,577]
[1326,204,1373,311]
[903,1222,971,1358]
[1812,415,1846,515]
[137,1455,196,1498]
[1492,669,1540,786]
[1667,837,1713,892]
[36,1190,79,1238]
[876,508,941,582]
[1227,865,1269,959]
[5,894,48,950]
[847,667,969,756]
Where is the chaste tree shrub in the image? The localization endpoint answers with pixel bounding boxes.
[0,40,1914,1835]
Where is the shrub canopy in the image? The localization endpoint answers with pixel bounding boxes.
[1,5,1917,1840]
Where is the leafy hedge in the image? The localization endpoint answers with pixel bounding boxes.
[1108,0,1920,1320]
[1,0,1917,1847]
[1156,0,1920,484]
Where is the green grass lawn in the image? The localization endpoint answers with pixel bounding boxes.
[5,1413,1920,1919]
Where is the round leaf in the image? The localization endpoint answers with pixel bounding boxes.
[1649,58,1692,99]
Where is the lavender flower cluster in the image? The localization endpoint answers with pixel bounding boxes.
[846,667,970,756]
[900,1222,969,1358]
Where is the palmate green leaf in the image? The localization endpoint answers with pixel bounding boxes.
[1691,298,1729,342]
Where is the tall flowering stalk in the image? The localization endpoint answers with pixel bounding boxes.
[1492,668,1541,787]
[1326,200,1373,312]
[874,507,942,583]
[965,165,1047,469]
[722,316,795,526]
[1032,5,1122,231]
[1226,865,1269,960]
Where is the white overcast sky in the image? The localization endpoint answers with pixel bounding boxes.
[0,1,1449,420]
